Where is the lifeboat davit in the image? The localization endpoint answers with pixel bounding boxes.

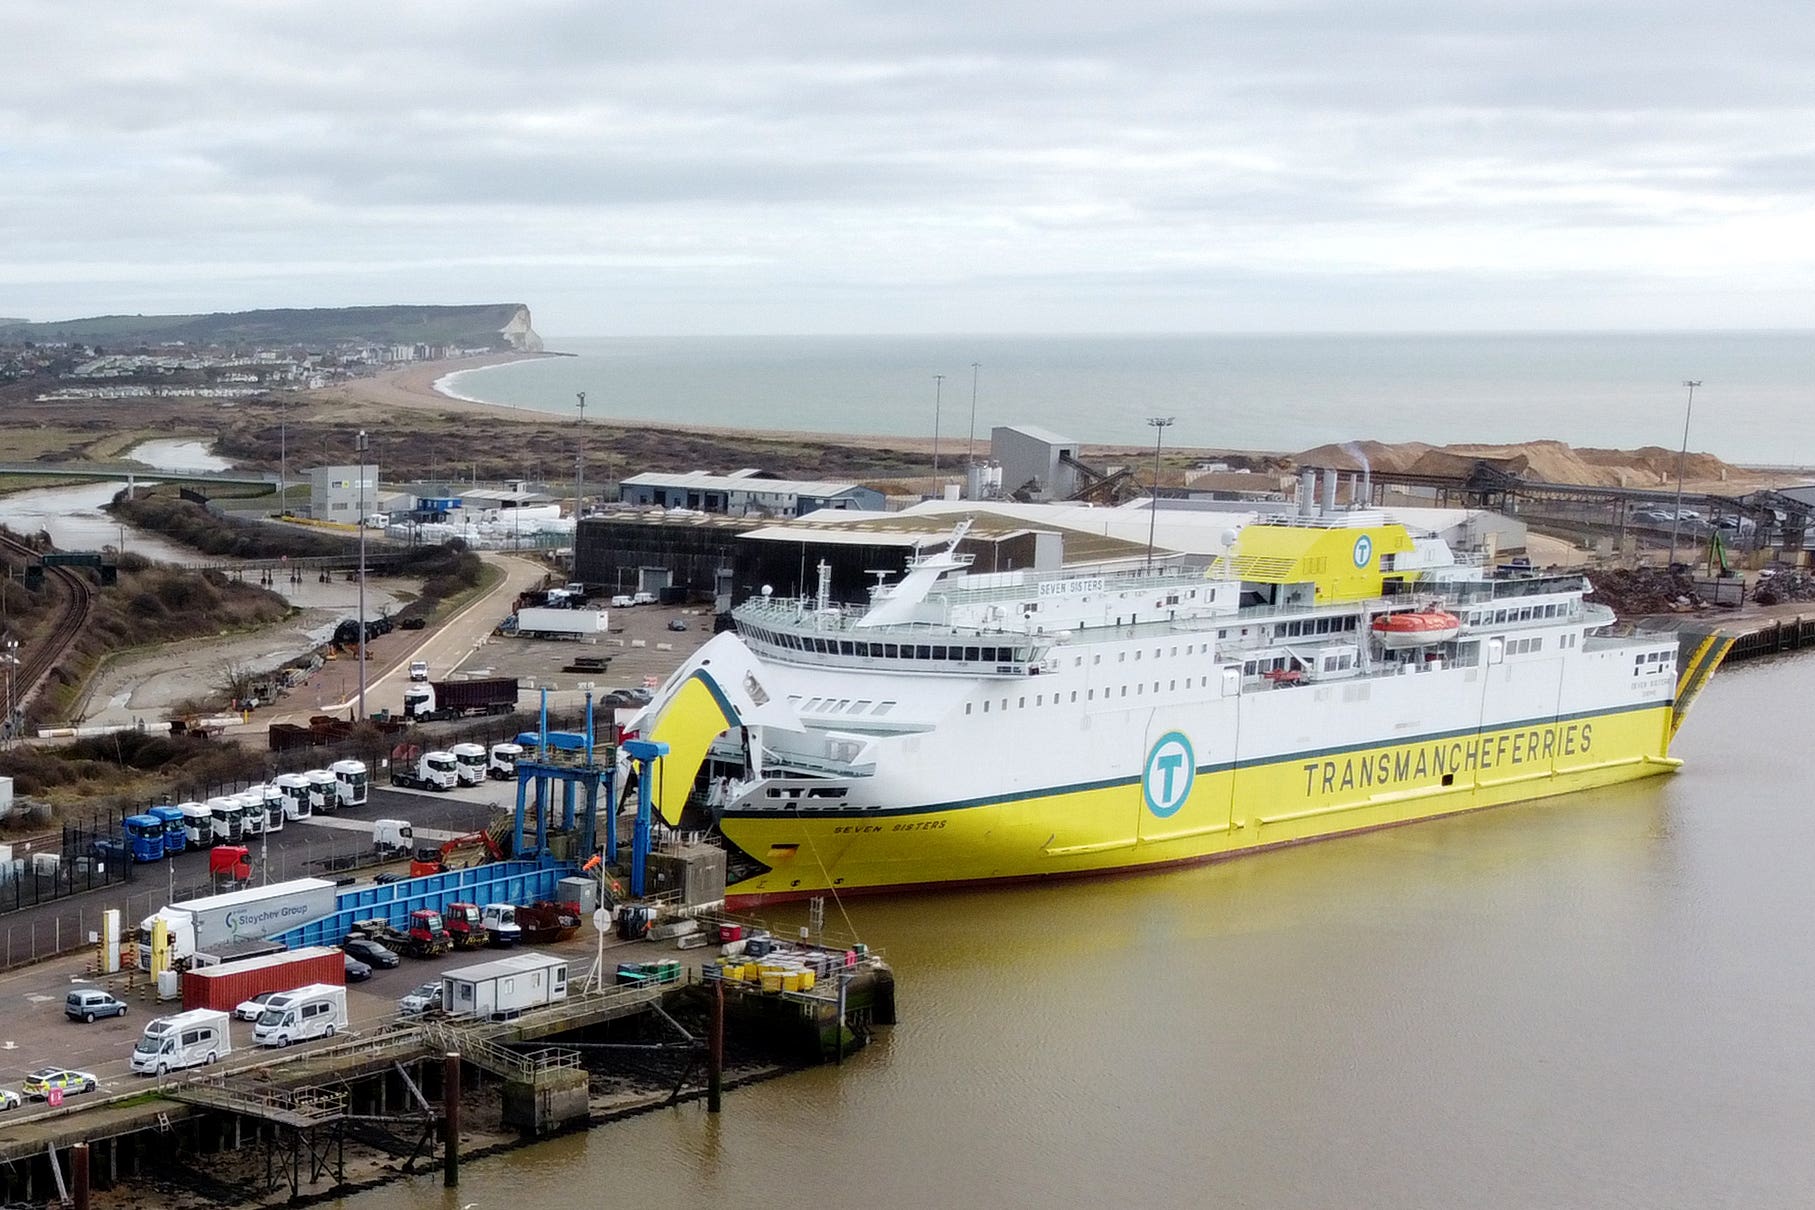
[1370,610,1461,649]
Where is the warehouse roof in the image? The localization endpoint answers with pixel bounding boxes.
[621,470,874,496]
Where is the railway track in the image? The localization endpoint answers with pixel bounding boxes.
[0,530,95,725]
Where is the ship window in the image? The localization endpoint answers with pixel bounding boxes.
[1093,654,1102,665]
[1136,684,1143,695]
[1171,646,1178,657]
[1074,657,1082,668]
[966,647,981,661]
[965,703,972,714]
[1019,697,1026,708]
[1120,686,1127,697]
[1153,648,1160,658]
[917,645,931,659]
[883,644,897,658]
[1071,691,1078,702]
[1001,699,1008,710]
[851,700,872,714]
[1088,689,1095,700]
[1170,680,1176,690]
[983,701,989,712]
[1119,652,1127,663]
[1036,695,1043,706]
[788,695,803,706]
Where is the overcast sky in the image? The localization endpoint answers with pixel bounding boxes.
[5,1,1813,335]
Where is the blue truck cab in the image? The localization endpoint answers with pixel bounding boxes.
[149,805,187,856]
[122,814,167,863]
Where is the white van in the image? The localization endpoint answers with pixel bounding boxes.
[131,1009,231,1075]
[252,984,348,1048]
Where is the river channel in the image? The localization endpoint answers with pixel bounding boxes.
[333,652,1814,1210]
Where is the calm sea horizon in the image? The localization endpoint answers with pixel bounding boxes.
[438,330,1814,467]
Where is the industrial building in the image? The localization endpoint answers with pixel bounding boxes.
[573,510,764,606]
[308,464,378,520]
[617,470,884,518]
[991,425,1084,501]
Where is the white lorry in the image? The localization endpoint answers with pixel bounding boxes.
[331,759,369,808]
[441,952,568,1020]
[131,1009,231,1076]
[237,789,268,836]
[487,742,524,779]
[177,801,212,846]
[449,743,488,786]
[206,796,246,845]
[515,607,608,638]
[373,819,414,859]
[479,903,522,946]
[392,750,458,792]
[138,878,339,969]
[305,769,337,814]
[274,773,313,821]
[252,984,348,1047]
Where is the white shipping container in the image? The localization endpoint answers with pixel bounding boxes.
[516,607,608,637]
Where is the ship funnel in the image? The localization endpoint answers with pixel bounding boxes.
[1321,468,1338,513]
[1298,468,1316,516]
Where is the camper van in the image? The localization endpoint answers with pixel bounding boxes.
[252,984,348,1048]
[130,1009,231,1075]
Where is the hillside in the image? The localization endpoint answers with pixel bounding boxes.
[0,303,541,352]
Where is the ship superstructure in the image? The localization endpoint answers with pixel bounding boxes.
[627,490,1704,905]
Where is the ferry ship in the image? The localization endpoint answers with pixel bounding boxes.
[627,489,1728,906]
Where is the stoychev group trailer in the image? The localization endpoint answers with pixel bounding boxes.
[441,951,570,1021]
[140,878,339,968]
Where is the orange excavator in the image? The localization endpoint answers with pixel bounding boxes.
[408,829,506,878]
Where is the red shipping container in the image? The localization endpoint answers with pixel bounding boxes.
[180,946,345,1013]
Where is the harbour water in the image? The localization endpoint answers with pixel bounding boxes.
[439,331,1815,466]
[344,653,1815,1209]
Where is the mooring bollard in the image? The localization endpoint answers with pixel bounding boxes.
[443,1052,461,1188]
[72,1142,90,1210]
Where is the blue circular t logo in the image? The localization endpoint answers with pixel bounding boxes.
[1352,534,1373,568]
[1143,732,1195,818]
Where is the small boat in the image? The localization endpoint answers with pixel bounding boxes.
[514,901,583,944]
[1370,610,1462,649]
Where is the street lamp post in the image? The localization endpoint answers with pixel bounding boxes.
[1145,417,1175,571]
[1666,380,1701,570]
[356,430,369,722]
[932,375,945,487]
[1,640,17,746]
[278,397,287,516]
[966,362,981,468]
[575,391,586,521]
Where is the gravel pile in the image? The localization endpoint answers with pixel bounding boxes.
[1585,568,1705,617]
[1751,567,1815,606]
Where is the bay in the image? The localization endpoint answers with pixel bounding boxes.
[439,331,1815,466]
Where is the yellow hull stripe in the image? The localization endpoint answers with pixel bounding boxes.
[722,705,1676,898]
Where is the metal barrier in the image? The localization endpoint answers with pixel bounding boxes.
[267,860,573,949]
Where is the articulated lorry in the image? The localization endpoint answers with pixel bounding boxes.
[390,746,459,791]
[514,607,608,639]
[138,878,338,970]
[401,677,519,723]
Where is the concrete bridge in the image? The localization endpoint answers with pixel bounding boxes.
[0,460,279,488]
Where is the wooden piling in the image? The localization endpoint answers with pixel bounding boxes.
[72,1143,89,1210]
[708,979,724,1114]
[442,1052,460,1189]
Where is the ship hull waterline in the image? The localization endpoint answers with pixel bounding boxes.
[717,703,1677,908]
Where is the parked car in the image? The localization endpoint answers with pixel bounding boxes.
[408,660,429,682]
[397,982,443,1015]
[343,938,400,969]
[23,1068,96,1099]
[65,989,128,1023]
[234,992,282,1023]
[343,954,373,982]
[631,592,658,606]
[1633,507,1676,523]
[610,594,634,608]
[666,618,689,632]
[0,1089,21,1111]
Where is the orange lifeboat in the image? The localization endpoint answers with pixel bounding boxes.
[1370,610,1461,649]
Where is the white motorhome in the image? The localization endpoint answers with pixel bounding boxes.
[304,770,337,814]
[274,774,313,821]
[178,801,212,846]
[130,1009,231,1075]
[449,743,487,786]
[252,984,348,1047]
[331,759,369,808]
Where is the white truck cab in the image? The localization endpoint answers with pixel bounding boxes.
[373,819,414,858]
[178,801,212,846]
[331,759,369,808]
[480,904,522,946]
[274,774,313,821]
[487,742,523,779]
[305,769,336,814]
[449,743,487,786]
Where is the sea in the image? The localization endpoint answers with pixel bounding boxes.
[349,655,1815,1210]
[438,331,1815,466]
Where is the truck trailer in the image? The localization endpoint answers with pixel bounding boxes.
[139,878,339,970]
[514,607,608,639]
[401,677,520,723]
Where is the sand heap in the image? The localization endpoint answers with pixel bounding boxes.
[1290,439,1750,491]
